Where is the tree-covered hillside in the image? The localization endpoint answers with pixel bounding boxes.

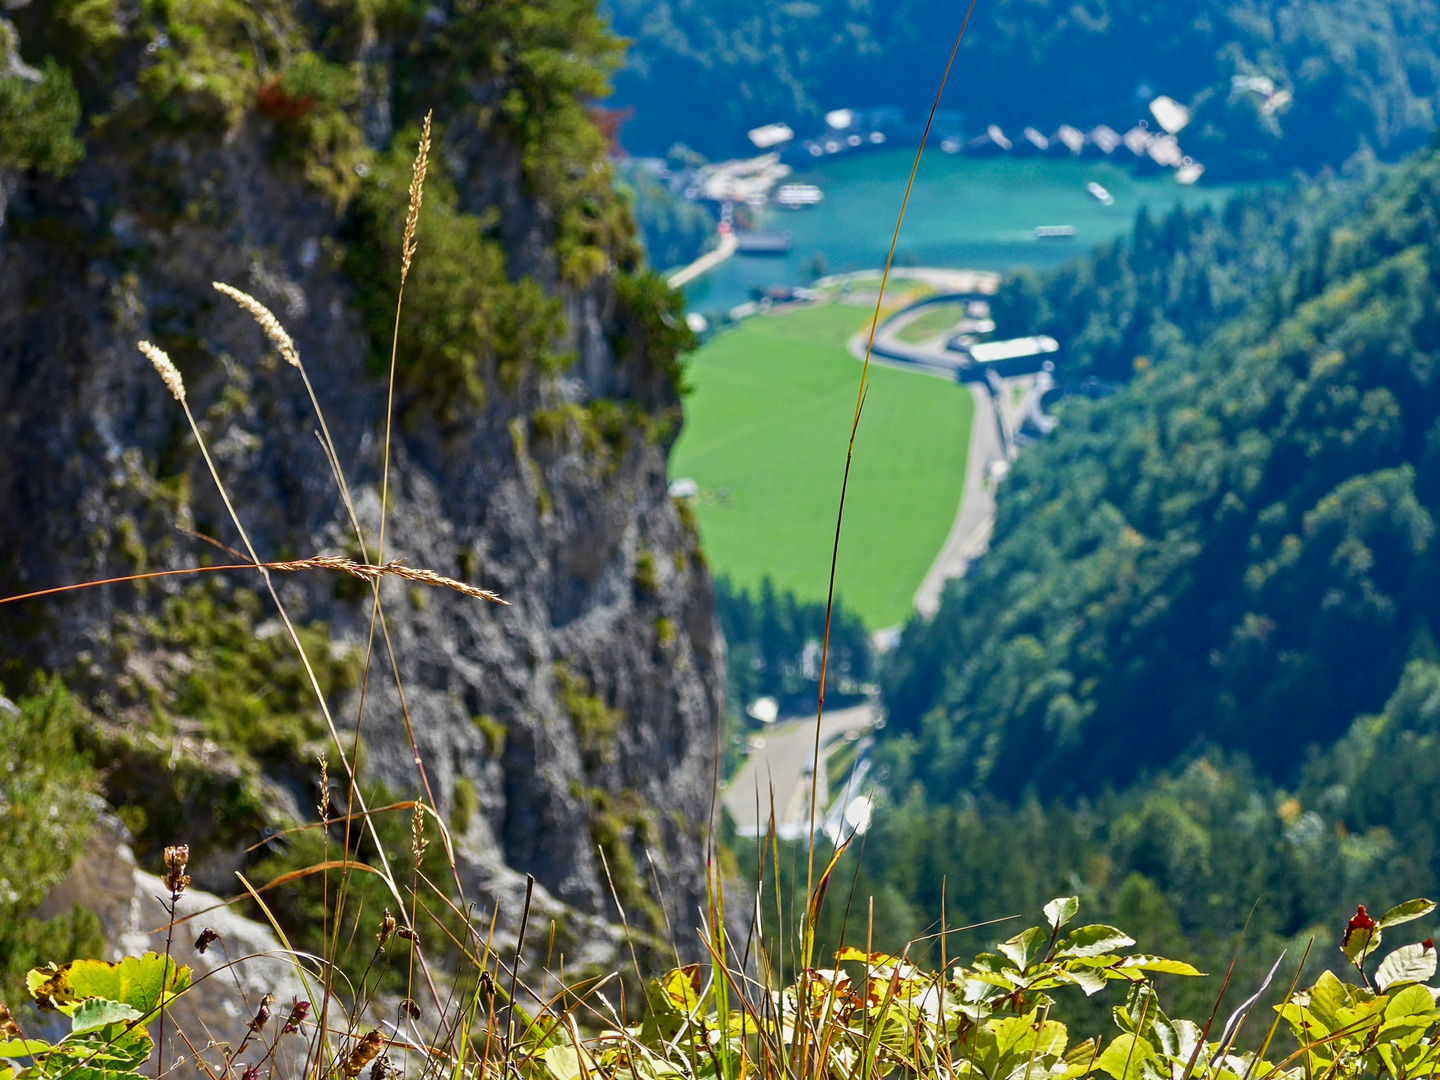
[605,0,1440,179]
[766,147,1440,991]
[885,143,1440,801]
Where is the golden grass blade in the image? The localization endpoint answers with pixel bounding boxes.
[802,0,984,964]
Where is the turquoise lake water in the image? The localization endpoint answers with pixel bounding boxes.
[680,150,1256,314]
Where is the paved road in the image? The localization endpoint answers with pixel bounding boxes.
[722,701,877,839]
[667,232,738,289]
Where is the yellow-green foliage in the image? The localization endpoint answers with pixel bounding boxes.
[554,663,621,764]
[580,785,661,930]
[0,57,83,174]
[0,680,105,998]
[404,0,637,287]
[634,549,658,595]
[471,712,507,756]
[344,133,569,411]
[262,49,370,206]
[94,582,356,863]
[451,775,479,833]
[120,582,355,765]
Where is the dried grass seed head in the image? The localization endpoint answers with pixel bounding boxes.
[411,801,428,861]
[213,281,300,368]
[139,341,186,403]
[317,754,330,821]
[400,111,432,286]
[265,553,507,604]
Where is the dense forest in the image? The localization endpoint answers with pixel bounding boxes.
[605,0,1440,178]
[804,141,1440,993]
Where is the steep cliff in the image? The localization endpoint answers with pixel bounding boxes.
[0,1,722,964]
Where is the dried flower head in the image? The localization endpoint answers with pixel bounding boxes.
[282,999,311,1035]
[397,926,418,942]
[0,1002,24,1039]
[400,111,432,286]
[241,1064,260,1080]
[162,845,191,895]
[378,909,396,949]
[212,282,300,368]
[194,927,219,954]
[139,341,185,403]
[342,1030,386,1077]
[399,999,421,1022]
[369,1055,393,1080]
[249,993,274,1032]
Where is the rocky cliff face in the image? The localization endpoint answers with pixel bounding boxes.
[0,2,721,963]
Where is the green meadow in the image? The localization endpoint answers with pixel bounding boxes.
[670,302,973,628]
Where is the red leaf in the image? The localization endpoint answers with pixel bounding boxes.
[1342,905,1378,949]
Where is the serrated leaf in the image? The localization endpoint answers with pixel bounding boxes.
[69,999,143,1035]
[1056,925,1136,959]
[1378,899,1437,930]
[1045,897,1081,931]
[1375,941,1438,991]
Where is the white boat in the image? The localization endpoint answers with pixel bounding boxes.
[1034,225,1077,239]
[1086,181,1114,205]
[1175,161,1205,185]
[775,183,823,208]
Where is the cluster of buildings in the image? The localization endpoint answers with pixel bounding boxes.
[750,94,1206,185]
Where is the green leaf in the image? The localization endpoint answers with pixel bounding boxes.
[1118,955,1205,977]
[543,1045,590,1080]
[1308,970,1351,1031]
[1059,967,1108,996]
[998,927,1045,971]
[1381,984,1438,1023]
[1056,925,1136,959]
[68,999,143,1035]
[1378,899,1437,930]
[1375,942,1438,991]
[0,1039,52,1059]
[26,954,190,1018]
[1045,897,1081,931]
[1097,1033,1156,1080]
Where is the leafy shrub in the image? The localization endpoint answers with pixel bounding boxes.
[0,681,103,999]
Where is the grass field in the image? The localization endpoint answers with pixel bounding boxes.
[669,302,973,628]
[896,302,966,343]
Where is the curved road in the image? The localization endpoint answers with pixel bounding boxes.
[722,702,876,839]
[847,301,1031,621]
[721,273,1035,834]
